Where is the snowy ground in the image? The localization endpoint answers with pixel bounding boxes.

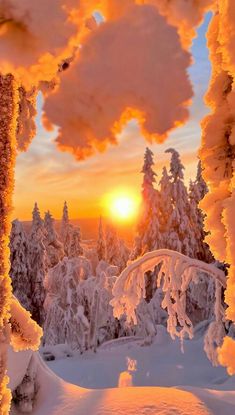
[10,326,235,414]
[45,325,235,391]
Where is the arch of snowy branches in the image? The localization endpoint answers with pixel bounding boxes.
[111,249,226,365]
[0,1,235,414]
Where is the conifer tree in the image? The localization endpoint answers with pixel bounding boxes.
[60,201,69,244]
[131,147,161,259]
[67,226,83,258]
[9,220,30,309]
[44,211,64,268]
[118,239,130,272]
[131,148,162,300]
[97,216,106,261]
[159,166,174,246]
[189,161,213,262]
[165,148,193,256]
[60,202,83,258]
[105,225,120,268]
[28,203,46,326]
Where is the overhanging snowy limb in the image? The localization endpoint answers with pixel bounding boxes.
[111,249,226,363]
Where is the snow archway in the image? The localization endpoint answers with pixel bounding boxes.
[111,249,226,364]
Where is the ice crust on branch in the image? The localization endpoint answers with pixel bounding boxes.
[111,249,225,363]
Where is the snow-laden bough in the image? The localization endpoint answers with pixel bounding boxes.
[200,0,235,374]
[111,249,226,364]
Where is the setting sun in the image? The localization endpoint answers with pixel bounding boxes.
[111,196,136,220]
[102,190,140,222]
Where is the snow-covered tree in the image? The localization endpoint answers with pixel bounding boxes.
[43,256,118,352]
[69,226,83,258]
[199,3,235,374]
[43,257,92,351]
[64,224,83,258]
[85,247,99,275]
[0,75,18,412]
[134,289,167,344]
[60,202,83,258]
[131,148,163,301]
[111,249,226,365]
[60,201,69,245]
[28,204,46,326]
[165,148,194,257]
[31,203,43,234]
[97,216,106,261]
[188,162,213,263]
[44,211,64,268]
[131,148,161,259]
[118,239,130,272]
[9,220,30,310]
[105,225,120,269]
[159,166,173,243]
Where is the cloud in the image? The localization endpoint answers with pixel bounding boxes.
[44,4,193,160]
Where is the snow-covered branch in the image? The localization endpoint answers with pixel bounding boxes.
[111,249,226,363]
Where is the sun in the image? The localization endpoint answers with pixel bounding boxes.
[103,190,140,222]
[111,196,136,220]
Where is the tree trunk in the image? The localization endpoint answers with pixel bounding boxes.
[0,74,19,414]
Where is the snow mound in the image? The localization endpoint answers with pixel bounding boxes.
[11,353,235,415]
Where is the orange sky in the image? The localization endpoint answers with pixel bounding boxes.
[12,118,202,221]
[12,14,211,223]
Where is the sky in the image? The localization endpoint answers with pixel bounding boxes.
[13,13,212,222]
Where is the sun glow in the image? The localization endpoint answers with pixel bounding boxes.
[103,190,140,222]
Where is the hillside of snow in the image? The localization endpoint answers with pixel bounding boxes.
[10,325,235,415]
[45,325,235,390]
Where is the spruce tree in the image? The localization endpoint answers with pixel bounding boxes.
[131,147,161,258]
[165,148,193,257]
[159,166,173,245]
[189,161,213,262]
[131,148,162,300]
[60,201,69,244]
[28,203,46,326]
[9,220,30,309]
[97,216,106,261]
[118,239,130,272]
[67,226,83,258]
[44,211,64,268]
[105,225,120,268]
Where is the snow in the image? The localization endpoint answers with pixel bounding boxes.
[7,348,32,392]
[199,1,235,374]
[111,249,225,363]
[45,326,234,391]
[10,326,235,415]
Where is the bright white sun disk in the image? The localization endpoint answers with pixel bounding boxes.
[111,197,135,219]
[102,190,140,222]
